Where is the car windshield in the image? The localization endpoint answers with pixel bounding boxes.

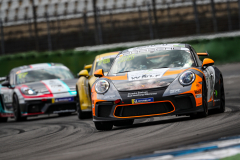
[16,67,74,84]
[109,49,195,74]
[95,57,115,72]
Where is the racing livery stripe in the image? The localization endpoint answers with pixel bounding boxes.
[22,112,44,116]
[0,113,14,117]
[40,79,76,96]
[105,73,128,80]
[40,82,53,94]
[58,79,76,96]
[163,69,185,76]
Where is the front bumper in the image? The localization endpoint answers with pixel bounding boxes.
[20,98,76,116]
[93,93,203,122]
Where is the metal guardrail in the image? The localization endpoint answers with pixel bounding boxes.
[0,0,240,54]
[75,30,240,51]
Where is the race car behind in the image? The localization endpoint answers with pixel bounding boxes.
[0,63,78,122]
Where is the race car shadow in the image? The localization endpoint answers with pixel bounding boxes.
[112,111,220,131]
[112,116,191,131]
[7,113,77,123]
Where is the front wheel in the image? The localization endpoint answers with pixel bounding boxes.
[199,80,208,117]
[12,94,27,122]
[0,117,8,122]
[76,87,87,119]
[218,77,225,113]
[94,122,113,131]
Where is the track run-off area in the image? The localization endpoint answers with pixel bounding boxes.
[0,63,240,160]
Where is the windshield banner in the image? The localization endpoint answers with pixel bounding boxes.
[128,68,169,81]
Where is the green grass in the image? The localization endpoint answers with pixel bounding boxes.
[221,153,240,160]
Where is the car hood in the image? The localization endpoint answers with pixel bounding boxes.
[19,79,78,94]
[108,68,187,91]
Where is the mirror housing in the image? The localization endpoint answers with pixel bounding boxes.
[202,58,214,69]
[0,77,6,82]
[197,52,209,56]
[94,69,104,78]
[78,70,89,78]
[84,64,92,70]
[1,81,11,87]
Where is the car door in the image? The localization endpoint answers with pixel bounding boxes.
[1,86,13,112]
[203,66,215,101]
[189,46,215,102]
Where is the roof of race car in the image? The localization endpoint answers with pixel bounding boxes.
[95,51,119,59]
[10,63,65,74]
[118,43,189,55]
[94,51,120,64]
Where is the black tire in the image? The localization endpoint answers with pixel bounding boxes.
[198,80,208,117]
[114,119,134,127]
[218,77,225,113]
[0,117,8,122]
[12,94,27,122]
[94,122,113,131]
[76,87,87,119]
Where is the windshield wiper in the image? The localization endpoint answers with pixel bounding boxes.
[152,67,169,69]
[115,71,131,74]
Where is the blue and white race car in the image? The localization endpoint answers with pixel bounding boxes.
[0,63,77,122]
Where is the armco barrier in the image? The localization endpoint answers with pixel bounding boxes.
[1,36,240,77]
[0,48,128,77]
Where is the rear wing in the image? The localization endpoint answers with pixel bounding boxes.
[197,52,209,56]
[0,77,6,82]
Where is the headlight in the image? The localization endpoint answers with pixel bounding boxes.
[179,71,195,86]
[95,80,110,94]
[21,87,37,95]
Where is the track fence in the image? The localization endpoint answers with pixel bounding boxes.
[0,0,240,54]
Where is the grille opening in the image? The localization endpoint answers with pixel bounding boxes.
[98,105,113,118]
[115,102,174,117]
[46,103,76,113]
[28,104,43,113]
[176,96,193,109]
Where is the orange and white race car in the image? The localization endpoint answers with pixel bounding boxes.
[91,44,225,130]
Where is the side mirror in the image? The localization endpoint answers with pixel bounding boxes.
[94,69,104,78]
[84,64,92,69]
[0,77,6,82]
[1,81,11,87]
[197,52,209,56]
[78,70,89,78]
[202,58,214,69]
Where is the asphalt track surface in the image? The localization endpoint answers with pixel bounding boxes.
[1,63,240,160]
